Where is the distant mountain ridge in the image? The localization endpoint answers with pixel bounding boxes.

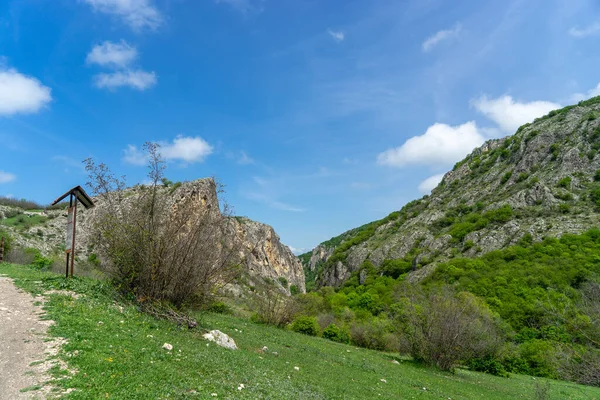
[301,96,600,289]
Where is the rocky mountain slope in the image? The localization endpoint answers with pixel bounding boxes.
[0,179,305,294]
[302,96,600,289]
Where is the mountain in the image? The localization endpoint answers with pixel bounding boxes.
[302,96,600,289]
[0,178,305,294]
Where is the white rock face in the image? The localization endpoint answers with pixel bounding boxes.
[202,330,237,350]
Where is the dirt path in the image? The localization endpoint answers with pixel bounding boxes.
[0,277,65,399]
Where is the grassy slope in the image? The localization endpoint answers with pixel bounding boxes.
[1,264,599,400]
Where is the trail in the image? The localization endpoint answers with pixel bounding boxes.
[0,277,65,399]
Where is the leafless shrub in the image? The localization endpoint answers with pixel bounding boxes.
[251,283,300,327]
[550,282,600,386]
[84,142,245,309]
[396,285,504,371]
[317,313,336,330]
[5,247,36,265]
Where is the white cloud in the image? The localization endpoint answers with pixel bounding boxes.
[123,145,148,165]
[0,68,52,116]
[86,40,137,69]
[328,29,345,43]
[418,173,444,194]
[287,245,307,255]
[571,82,600,103]
[569,22,600,38]
[94,70,156,90]
[422,23,462,52]
[83,0,162,31]
[0,171,16,184]
[472,95,561,133]
[123,136,213,165]
[377,121,484,167]
[161,136,213,163]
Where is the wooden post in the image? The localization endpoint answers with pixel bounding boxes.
[0,236,4,263]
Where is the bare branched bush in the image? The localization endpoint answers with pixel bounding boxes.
[396,285,504,371]
[552,282,600,386]
[84,143,243,308]
[251,283,300,327]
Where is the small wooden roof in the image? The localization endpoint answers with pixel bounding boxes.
[51,186,95,209]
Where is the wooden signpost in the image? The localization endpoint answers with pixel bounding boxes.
[51,186,95,278]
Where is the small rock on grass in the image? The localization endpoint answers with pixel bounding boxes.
[162,343,173,351]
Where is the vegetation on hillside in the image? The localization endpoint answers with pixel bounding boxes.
[2,263,599,399]
[290,229,600,385]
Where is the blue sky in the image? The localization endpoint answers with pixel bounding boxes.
[1,0,600,253]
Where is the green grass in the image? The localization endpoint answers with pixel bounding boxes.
[1,263,599,399]
[1,213,48,228]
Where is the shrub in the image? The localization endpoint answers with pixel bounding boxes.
[396,286,504,371]
[278,277,289,288]
[323,323,349,343]
[484,205,513,224]
[208,301,232,314]
[291,316,320,336]
[84,143,246,308]
[252,284,300,327]
[500,171,513,184]
[549,144,560,160]
[557,176,572,189]
[467,356,509,377]
[290,285,299,295]
[595,170,600,182]
[516,172,529,183]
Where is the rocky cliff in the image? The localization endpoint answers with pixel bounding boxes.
[0,178,305,294]
[303,96,600,288]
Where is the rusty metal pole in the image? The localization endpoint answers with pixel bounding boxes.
[70,199,77,277]
[66,194,72,278]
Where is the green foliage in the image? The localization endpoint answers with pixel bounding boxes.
[525,130,539,143]
[207,301,232,314]
[594,170,600,182]
[0,229,12,253]
[278,277,289,288]
[467,356,509,377]
[484,205,513,224]
[290,285,299,295]
[557,176,572,189]
[290,316,320,336]
[501,171,513,184]
[323,323,349,343]
[559,203,571,214]
[549,143,560,160]
[429,229,600,344]
[516,172,529,183]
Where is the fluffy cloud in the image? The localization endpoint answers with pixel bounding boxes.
[328,29,345,43]
[0,171,16,184]
[124,136,213,165]
[94,70,156,91]
[471,95,561,133]
[161,136,213,163]
[569,22,600,38]
[418,174,444,194]
[422,23,462,52]
[83,0,162,31]
[0,69,51,116]
[377,121,484,167]
[86,41,137,69]
[571,82,600,103]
